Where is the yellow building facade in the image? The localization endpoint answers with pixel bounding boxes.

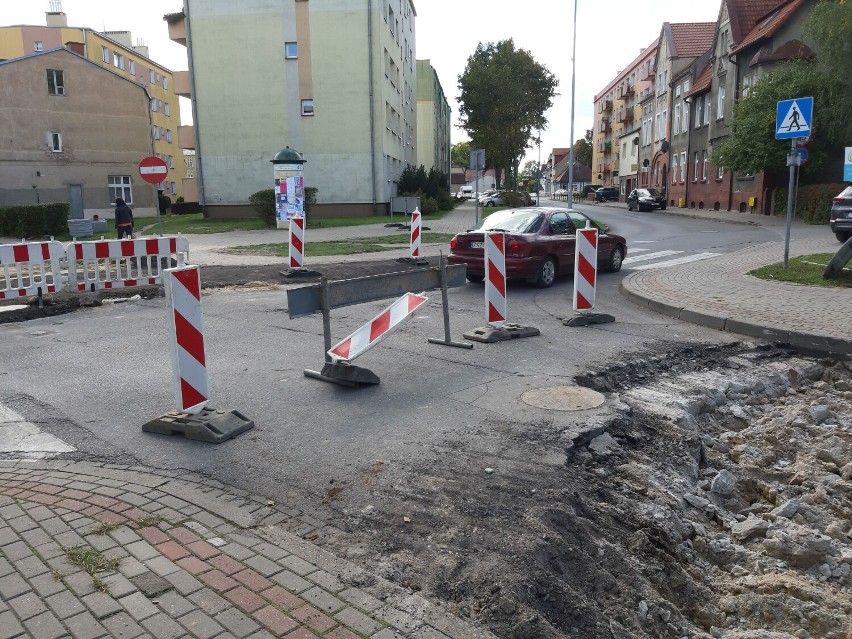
[0,11,185,199]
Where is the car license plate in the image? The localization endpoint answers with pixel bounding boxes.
[470,241,484,249]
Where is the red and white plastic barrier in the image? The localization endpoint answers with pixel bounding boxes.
[68,236,189,292]
[485,232,507,328]
[409,209,422,258]
[0,240,65,300]
[573,228,598,311]
[289,216,305,268]
[328,292,428,363]
[164,264,209,415]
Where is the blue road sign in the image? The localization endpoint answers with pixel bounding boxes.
[796,147,809,165]
[776,97,813,140]
[844,147,852,181]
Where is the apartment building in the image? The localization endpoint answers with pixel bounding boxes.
[0,48,156,216]
[168,0,419,218]
[415,59,451,180]
[650,22,715,205]
[0,5,186,199]
[592,42,657,201]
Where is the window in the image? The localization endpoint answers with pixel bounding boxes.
[655,113,662,141]
[102,46,110,63]
[108,175,132,204]
[388,6,395,34]
[150,70,156,83]
[164,102,170,116]
[672,155,678,184]
[673,103,681,135]
[742,74,752,97]
[683,100,690,131]
[47,69,64,95]
[718,164,724,179]
[171,182,176,194]
[47,131,62,152]
[717,84,725,119]
[702,150,708,180]
[163,75,168,89]
[113,52,124,70]
[704,94,711,125]
[301,99,314,116]
[128,60,135,75]
[693,152,699,181]
[166,129,172,143]
[695,97,703,128]
[34,41,43,51]
[285,42,298,59]
[150,98,157,112]
[680,151,686,182]
[153,126,160,140]
[168,155,175,169]
[662,110,667,138]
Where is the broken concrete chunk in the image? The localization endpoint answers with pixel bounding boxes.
[730,515,769,541]
[711,469,737,496]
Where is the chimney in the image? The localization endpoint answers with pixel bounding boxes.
[134,39,149,58]
[46,0,67,27]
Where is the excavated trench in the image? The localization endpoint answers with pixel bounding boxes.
[331,342,852,639]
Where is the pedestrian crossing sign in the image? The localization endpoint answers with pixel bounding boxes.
[776,97,813,140]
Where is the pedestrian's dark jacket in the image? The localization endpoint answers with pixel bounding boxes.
[114,199,133,227]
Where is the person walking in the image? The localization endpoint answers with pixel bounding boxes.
[114,198,134,239]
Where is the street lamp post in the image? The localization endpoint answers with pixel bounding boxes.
[567,0,578,204]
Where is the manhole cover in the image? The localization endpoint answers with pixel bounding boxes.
[521,386,606,411]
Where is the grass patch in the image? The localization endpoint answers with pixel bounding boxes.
[89,521,120,536]
[136,514,163,527]
[750,253,852,288]
[63,545,121,577]
[140,214,267,235]
[222,232,455,258]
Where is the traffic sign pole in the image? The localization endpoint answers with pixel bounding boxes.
[784,138,799,270]
[139,156,170,237]
[776,97,813,271]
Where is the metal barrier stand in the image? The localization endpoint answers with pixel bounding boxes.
[427,255,473,349]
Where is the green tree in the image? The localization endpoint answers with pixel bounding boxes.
[451,141,471,168]
[572,135,592,168]
[458,40,557,190]
[714,0,851,179]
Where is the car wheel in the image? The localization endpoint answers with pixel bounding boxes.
[535,256,557,288]
[835,232,851,243]
[639,204,649,212]
[607,245,624,273]
[627,201,634,211]
[466,273,485,283]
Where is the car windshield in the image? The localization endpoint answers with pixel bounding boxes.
[472,209,543,233]
[646,188,661,196]
[637,189,653,197]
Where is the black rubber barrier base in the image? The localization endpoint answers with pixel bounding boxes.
[281,267,322,278]
[395,256,430,266]
[562,313,616,327]
[463,322,541,343]
[142,408,254,443]
[304,362,381,387]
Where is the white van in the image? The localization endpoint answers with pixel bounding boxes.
[456,186,473,199]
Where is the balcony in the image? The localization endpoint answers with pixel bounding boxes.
[616,108,634,124]
[600,120,611,133]
[173,71,191,98]
[623,82,635,97]
[598,99,612,114]
[178,125,195,150]
[167,13,187,46]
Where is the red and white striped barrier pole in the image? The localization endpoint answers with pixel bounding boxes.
[573,227,598,311]
[409,209,422,258]
[485,232,507,328]
[328,292,428,363]
[164,265,209,415]
[289,216,305,268]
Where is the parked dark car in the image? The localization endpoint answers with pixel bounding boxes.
[627,188,667,212]
[830,184,852,242]
[447,207,627,288]
[594,187,620,203]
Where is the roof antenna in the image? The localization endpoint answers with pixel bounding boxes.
[49,0,62,12]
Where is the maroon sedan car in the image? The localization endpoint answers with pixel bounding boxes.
[448,207,627,288]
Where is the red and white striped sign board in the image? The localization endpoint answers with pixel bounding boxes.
[68,236,189,291]
[138,156,169,185]
[0,240,65,300]
[289,216,305,268]
[573,228,598,311]
[165,265,209,414]
[409,209,422,258]
[484,232,507,328]
[328,292,428,363]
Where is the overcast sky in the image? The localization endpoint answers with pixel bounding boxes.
[6,0,718,164]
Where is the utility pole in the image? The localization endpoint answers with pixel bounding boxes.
[567,0,578,204]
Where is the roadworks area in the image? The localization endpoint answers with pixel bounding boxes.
[324,343,852,639]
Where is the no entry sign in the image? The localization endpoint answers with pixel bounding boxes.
[138,156,168,184]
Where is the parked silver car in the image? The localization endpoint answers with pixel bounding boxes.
[830,184,852,242]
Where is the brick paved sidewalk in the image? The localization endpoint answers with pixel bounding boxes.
[0,461,494,639]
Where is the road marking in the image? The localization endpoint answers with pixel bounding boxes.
[623,250,682,264]
[630,252,723,271]
[0,403,75,459]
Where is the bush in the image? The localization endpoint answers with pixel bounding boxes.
[305,187,318,214]
[773,182,844,224]
[171,201,203,215]
[249,189,276,227]
[158,194,172,214]
[0,203,69,239]
[420,196,438,215]
[503,191,531,208]
[176,196,185,203]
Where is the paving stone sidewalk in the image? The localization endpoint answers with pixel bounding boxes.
[0,461,494,639]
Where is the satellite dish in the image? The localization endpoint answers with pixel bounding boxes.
[642,159,649,167]
[660,140,670,153]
